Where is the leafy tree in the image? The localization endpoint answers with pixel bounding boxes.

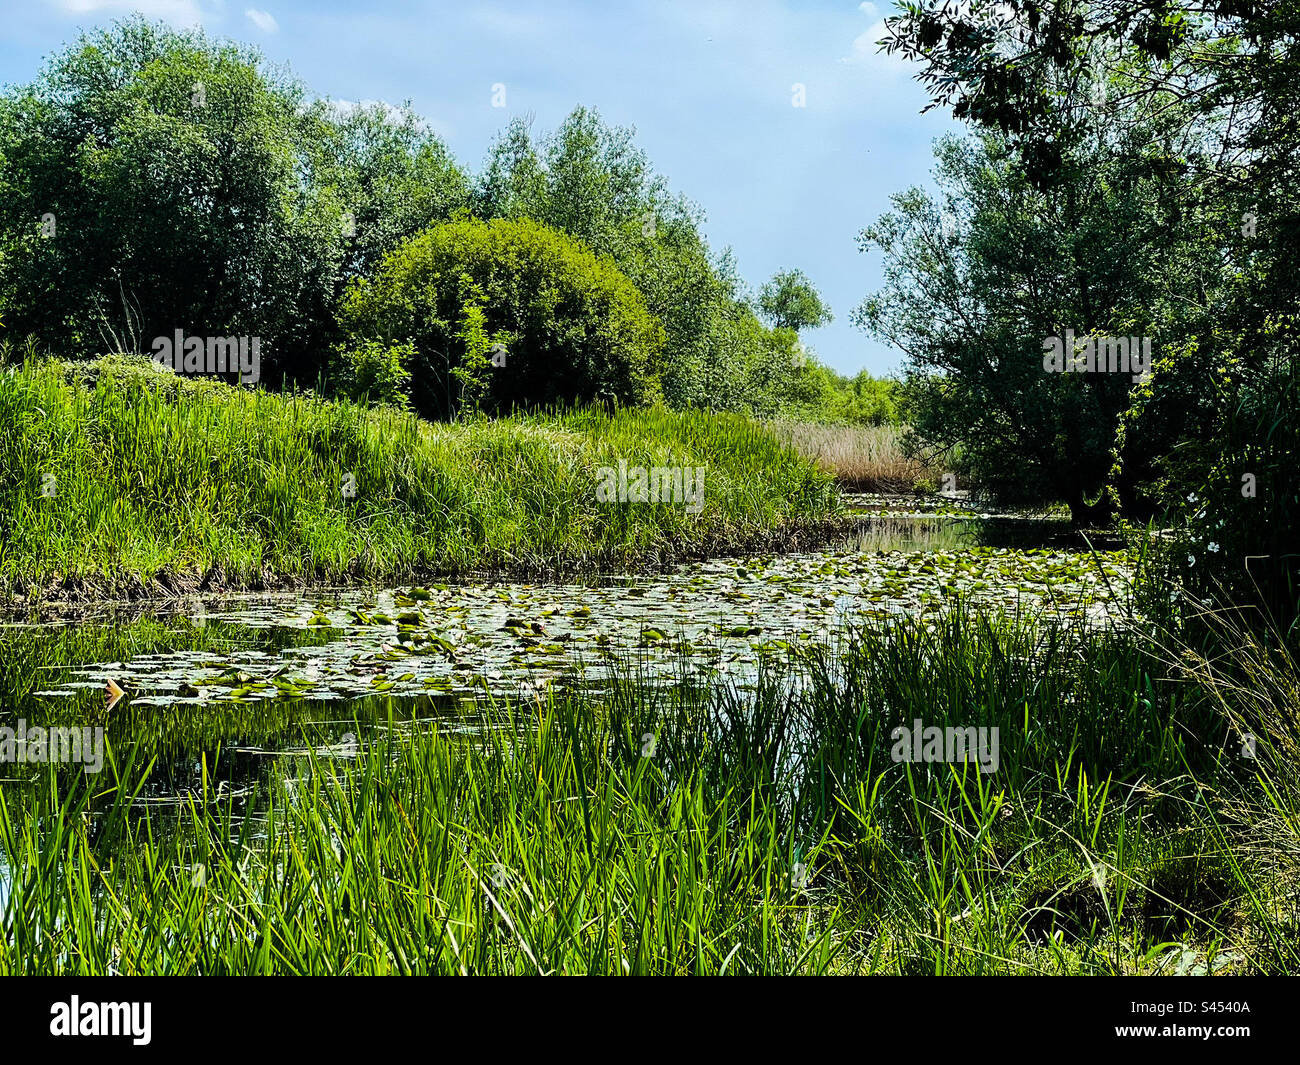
[333,337,414,409]
[856,123,1189,523]
[0,17,467,386]
[833,370,902,426]
[0,17,322,372]
[472,108,781,411]
[306,100,469,283]
[757,269,832,332]
[882,0,1299,622]
[449,280,513,417]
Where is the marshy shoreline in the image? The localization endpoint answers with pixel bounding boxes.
[0,514,877,610]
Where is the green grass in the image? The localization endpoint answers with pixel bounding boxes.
[2,607,1295,974]
[0,353,838,596]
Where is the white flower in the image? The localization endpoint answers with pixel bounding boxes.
[1187,493,1198,503]
[1187,555,1196,566]
[1208,542,1220,553]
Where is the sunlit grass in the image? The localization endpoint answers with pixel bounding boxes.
[0,353,838,594]
[768,420,943,492]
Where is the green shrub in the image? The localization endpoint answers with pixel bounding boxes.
[340,216,665,419]
[1119,320,1300,631]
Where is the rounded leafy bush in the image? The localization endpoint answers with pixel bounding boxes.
[339,216,665,418]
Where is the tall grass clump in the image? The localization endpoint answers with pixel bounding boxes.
[1154,603,1300,973]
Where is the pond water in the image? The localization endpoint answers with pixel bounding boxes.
[0,498,1133,898]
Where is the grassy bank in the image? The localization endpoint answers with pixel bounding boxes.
[1,608,1294,974]
[0,355,838,598]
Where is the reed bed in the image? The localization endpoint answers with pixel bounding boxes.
[767,421,943,492]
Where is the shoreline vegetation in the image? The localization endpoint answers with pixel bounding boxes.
[1,606,1295,975]
[0,354,848,603]
[769,419,945,494]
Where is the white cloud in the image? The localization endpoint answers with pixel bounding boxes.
[322,97,453,138]
[842,2,908,70]
[244,7,278,33]
[325,98,400,119]
[54,0,203,25]
[323,98,419,127]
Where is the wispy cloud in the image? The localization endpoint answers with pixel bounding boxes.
[319,96,450,136]
[323,97,407,123]
[842,1,905,68]
[244,7,278,33]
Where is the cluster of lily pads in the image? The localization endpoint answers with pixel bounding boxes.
[44,545,1132,707]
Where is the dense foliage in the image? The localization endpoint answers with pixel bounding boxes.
[865,0,1298,625]
[856,120,1179,522]
[0,351,836,590]
[338,216,666,418]
[468,108,855,416]
[758,268,834,333]
[0,18,467,386]
[0,22,855,422]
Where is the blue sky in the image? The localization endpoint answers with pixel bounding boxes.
[0,1,961,376]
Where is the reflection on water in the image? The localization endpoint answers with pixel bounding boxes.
[0,688,492,908]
